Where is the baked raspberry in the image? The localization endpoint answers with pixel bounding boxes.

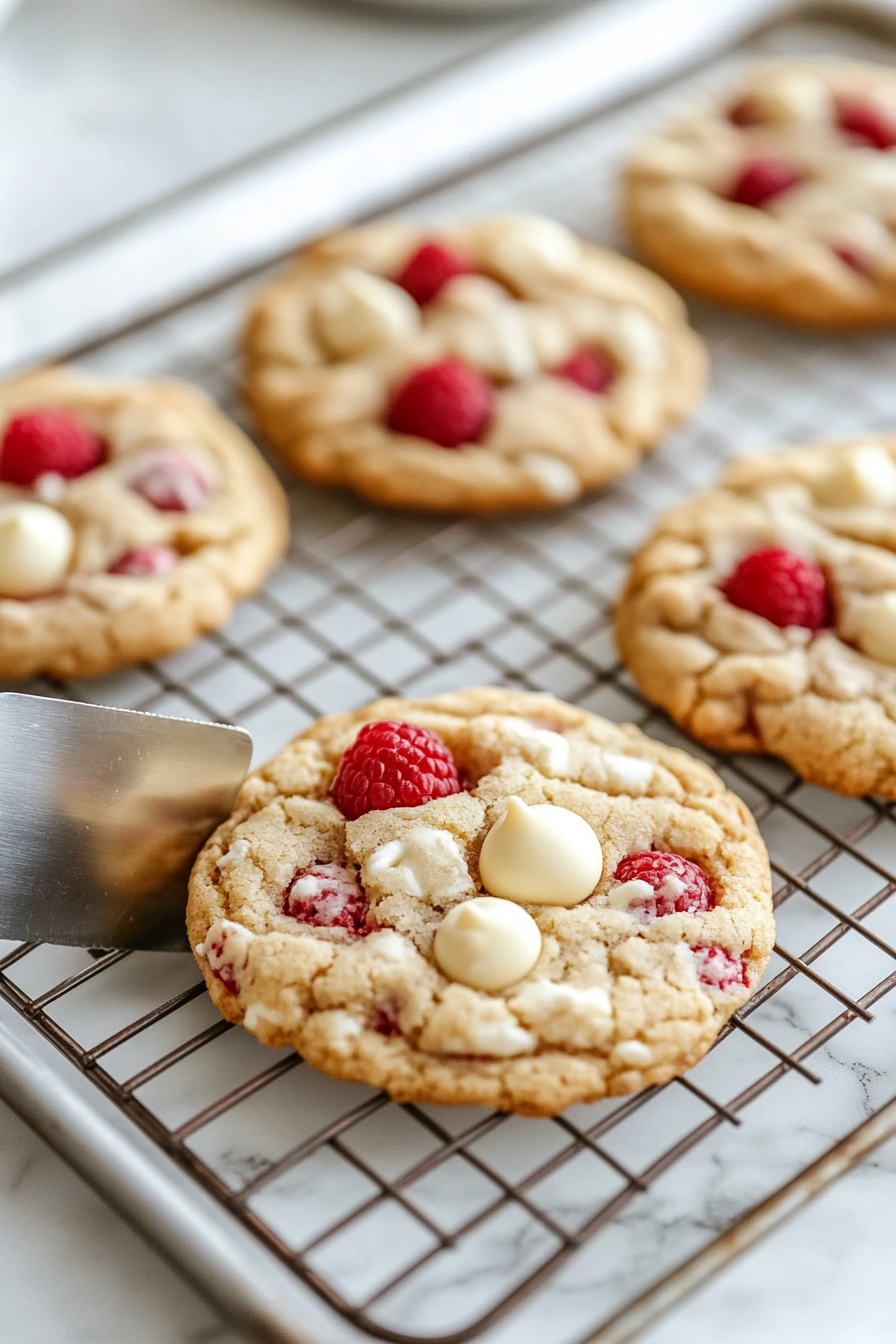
[0,409,104,486]
[394,241,472,305]
[728,96,762,127]
[553,349,615,394]
[831,240,872,276]
[128,448,215,512]
[370,1001,403,1037]
[722,546,829,630]
[613,851,714,921]
[387,360,493,449]
[332,720,461,821]
[691,944,748,995]
[837,96,896,150]
[283,863,368,934]
[728,157,804,208]
[204,926,245,995]
[108,544,179,577]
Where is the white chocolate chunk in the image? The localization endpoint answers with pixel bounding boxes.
[519,453,582,503]
[0,502,74,598]
[602,752,654,792]
[496,718,570,773]
[433,896,542,992]
[612,1039,653,1068]
[510,979,612,1049]
[606,878,654,912]
[217,837,251,869]
[364,826,473,901]
[815,444,896,508]
[492,306,539,379]
[751,71,831,124]
[439,1012,535,1057]
[34,472,66,504]
[492,216,581,279]
[857,591,896,666]
[198,918,253,992]
[479,796,603,908]
[314,268,419,356]
[614,307,666,375]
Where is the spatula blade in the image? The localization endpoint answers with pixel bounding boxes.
[0,694,251,951]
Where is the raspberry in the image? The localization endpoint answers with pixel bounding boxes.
[283,863,368,934]
[691,944,748,995]
[837,97,896,150]
[613,851,714,921]
[204,926,245,995]
[1,409,104,486]
[128,448,215,512]
[388,360,492,449]
[729,157,804,208]
[370,1001,403,1037]
[722,546,829,630]
[728,96,762,127]
[332,721,461,821]
[831,240,871,276]
[394,241,472,305]
[553,349,615,394]
[109,544,179,577]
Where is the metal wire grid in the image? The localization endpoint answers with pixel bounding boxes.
[4,13,896,1344]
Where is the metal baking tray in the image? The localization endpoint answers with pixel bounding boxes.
[5,3,896,1343]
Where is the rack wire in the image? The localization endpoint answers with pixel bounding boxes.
[5,11,896,1344]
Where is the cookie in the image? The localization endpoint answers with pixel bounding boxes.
[0,366,288,679]
[242,215,706,512]
[614,436,896,797]
[187,688,773,1117]
[624,60,896,328]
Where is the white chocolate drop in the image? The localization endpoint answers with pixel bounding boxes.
[364,826,473,901]
[479,796,603,908]
[315,268,420,356]
[606,878,654,912]
[815,444,896,508]
[0,502,74,598]
[433,896,541,992]
[857,591,896,666]
[492,216,581,279]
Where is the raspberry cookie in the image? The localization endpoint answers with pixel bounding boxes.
[242,215,706,512]
[625,61,896,328]
[615,437,896,797]
[187,688,772,1116]
[0,366,288,679]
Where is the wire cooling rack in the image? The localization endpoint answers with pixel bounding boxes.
[6,10,896,1344]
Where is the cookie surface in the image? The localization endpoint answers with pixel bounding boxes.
[625,60,896,329]
[615,437,896,797]
[187,688,773,1116]
[242,215,706,512]
[0,367,288,679]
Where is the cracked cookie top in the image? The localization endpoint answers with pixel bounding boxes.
[0,366,288,679]
[625,60,896,328]
[615,436,896,797]
[187,688,772,1116]
[241,215,706,513]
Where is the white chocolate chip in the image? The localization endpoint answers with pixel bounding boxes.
[601,752,654,792]
[752,71,831,125]
[606,878,654,912]
[217,837,251,869]
[857,591,896,666]
[33,472,66,504]
[612,1039,653,1068]
[433,274,510,313]
[433,896,542,992]
[492,307,539,379]
[479,796,603,908]
[491,216,581,280]
[0,502,74,598]
[314,268,420,357]
[367,929,415,963]
[658,873,686,900]
[815,444,896,508]
[510,979,612,1049]
[364,826,473,902]
[613,307,666,375]
[496,718,570,774]
[519,453,582,503]
[439,1012,536,1057]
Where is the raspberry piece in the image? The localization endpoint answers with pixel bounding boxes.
[691,944,748,995]
[831,240,872,276]
[283,863,368,934]
[837,96,896,150]
[553,349,615,394]
[394,241,472,305]
[728,157,804,208]
[387,360,493,449]
[128,448,215,512]
[1,409,104,486]
[370,1001,403,1037]
[109,544,179,577]
[728,96,762,127]
[722,546,829,630]
[332,720,461,821]
[204,926,246,995]
[613,851,714,921]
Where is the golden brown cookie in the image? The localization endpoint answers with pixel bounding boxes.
[625,60,896,329]
[0,366,288,679]
[242,215,706,512]
[187,688,773,1117]
[615,437,896,797]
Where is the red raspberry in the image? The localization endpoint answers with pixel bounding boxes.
[332,720,461,821]
[394,240,472,305]
[109,545,179,577]
[729,157,804,208]
[722,546,829,630]
[283,863,368,934]
[128,449,215,512]
[553,349,615,394]
[1,409,104,485]
[370,1001,403,1037]
[837,96,896,150]
[387,360,493,449]
[613,851,714,921]
[691,944,748,995]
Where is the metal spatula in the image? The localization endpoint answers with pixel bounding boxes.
[0,694,252,952]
